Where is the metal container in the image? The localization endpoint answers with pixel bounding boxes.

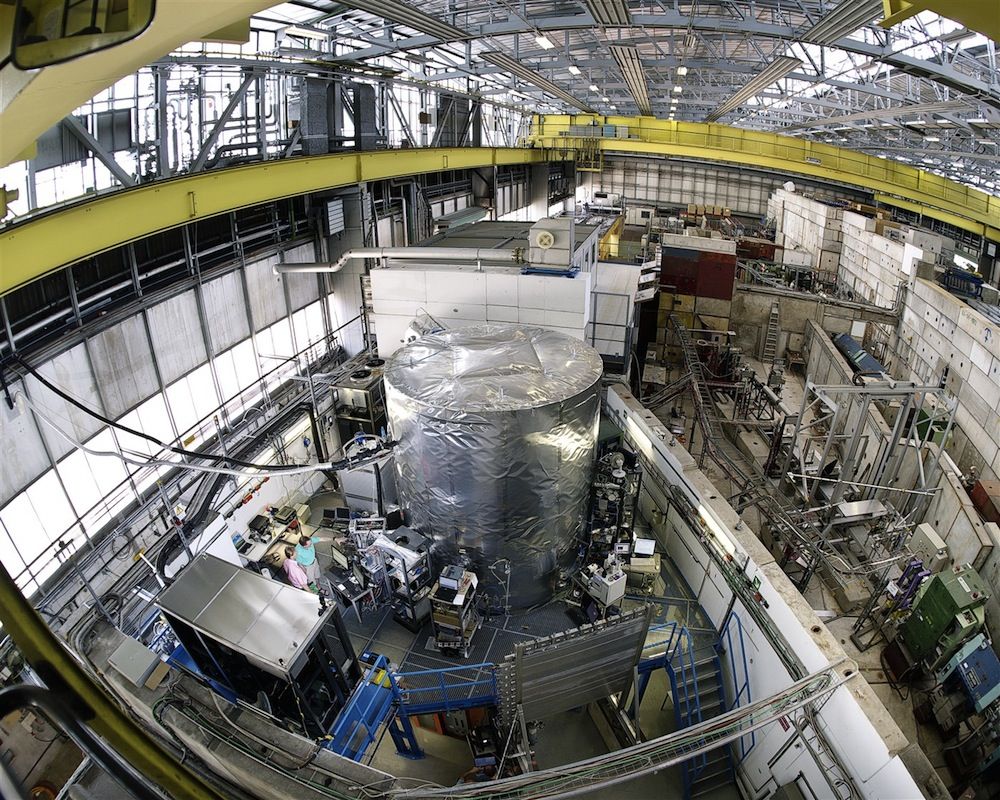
[384,324,602,608]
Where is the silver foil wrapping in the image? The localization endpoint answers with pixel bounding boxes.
[384,324,603,608]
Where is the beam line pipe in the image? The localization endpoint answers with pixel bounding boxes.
[273,246,523,274]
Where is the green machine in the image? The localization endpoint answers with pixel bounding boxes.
[899,565,989,670]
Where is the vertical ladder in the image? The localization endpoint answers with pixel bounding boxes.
[762,303,780,364]
[670,315,722,442]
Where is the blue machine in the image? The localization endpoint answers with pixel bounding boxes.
[936,634,1000,713]
[831,333,886,378]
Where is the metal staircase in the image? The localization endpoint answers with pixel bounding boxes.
[674,648,736,798]
[762,303,780,364]
[636,621,751,799]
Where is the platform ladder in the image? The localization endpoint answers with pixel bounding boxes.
[636,622,747,799]
[762,303,780,364]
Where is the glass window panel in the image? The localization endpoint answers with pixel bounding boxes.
[166,376,198,438]
[57,448,103,520]
[26,471,76,544]
[0,493,45,567]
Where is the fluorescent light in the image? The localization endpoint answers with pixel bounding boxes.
[800,0,883,46]
[967,117,989,124]
[535,35,555,50]
[924,135,941,142]
[284,25,329,41]
[673,85,682,93]
[337,0,471,42]
[609,104,617,110]
[609,44,651,116]
[479,51,594,112]
[602,96,610,101]
[676,66,688,76]
[705,56,800,122]
[585,0,631,26]
[784,100,967,131]
[977,139,996,146]
[589,84,599,91]
[568,65,581,75]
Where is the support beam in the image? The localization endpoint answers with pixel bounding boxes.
[190,73,256,173]
[62,116,136,188]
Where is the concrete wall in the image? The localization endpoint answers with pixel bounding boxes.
[731,285,896,362]
[894,278,1000,481]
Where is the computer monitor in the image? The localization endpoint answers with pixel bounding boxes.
[614,542,631,555]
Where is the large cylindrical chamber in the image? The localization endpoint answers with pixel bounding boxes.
[384,324,603,608]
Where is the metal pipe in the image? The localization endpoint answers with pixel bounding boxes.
[273,246,524,274]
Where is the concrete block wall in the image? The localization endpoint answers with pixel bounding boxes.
[771,190,843,279]
[839,211,927,310]
[894,278,1000,481]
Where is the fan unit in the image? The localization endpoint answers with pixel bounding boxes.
[535,230,556,249]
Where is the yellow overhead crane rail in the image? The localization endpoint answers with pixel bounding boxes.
[2,122,998,297]
[529,115,1000,242]
[0,147,544,297]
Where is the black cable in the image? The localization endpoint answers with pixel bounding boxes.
[12,354,310,473]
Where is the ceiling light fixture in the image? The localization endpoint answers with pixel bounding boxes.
[705,56,800,122]
[673,85,682,93]
[610,44,651,116]
[480,51,595,112]
[535,35,555,50]
[283,25,330,41]
[589,84,599,91]
[337,0,471,42]
[783,100,967,131]
[568,65,581,75]
[800,0,883,46]
[924,135,941,142]
[585,0,631,26]
[676,66,688,76]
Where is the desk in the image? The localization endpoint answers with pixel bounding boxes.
[240,521,312,567]
[328,565,375,623]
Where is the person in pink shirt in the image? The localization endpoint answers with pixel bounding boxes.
[283,546,311,590]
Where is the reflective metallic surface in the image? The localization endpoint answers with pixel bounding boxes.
[384,324,602,608]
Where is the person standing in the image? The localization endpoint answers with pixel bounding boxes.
[283,547,310,591]
[295,534,322,589]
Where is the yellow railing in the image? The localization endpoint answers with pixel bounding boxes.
[530,115,1000,240]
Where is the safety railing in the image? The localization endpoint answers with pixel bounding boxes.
[720,611,755,760]
[395,662,499,715]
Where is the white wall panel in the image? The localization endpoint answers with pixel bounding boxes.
[283,241,321,312]
[146,290,207,385]
[0,380,50,506]
[25,343,105,461]
[244,254,286,329]
[88,315,159,418]
[203,271,250,352]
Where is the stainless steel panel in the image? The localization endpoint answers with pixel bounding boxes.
[502,606,651,722]
[385,324,602,608]
[156,554,329,678]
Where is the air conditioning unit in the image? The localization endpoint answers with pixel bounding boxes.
[527,218,574,267]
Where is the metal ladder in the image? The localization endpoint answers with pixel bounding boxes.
[670,314,723,442]
[762,303,780,364]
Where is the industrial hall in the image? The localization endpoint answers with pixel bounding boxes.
[2,1,1000,799]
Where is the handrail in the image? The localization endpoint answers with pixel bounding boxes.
[395,663,499,714]
[720,611,755,759]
